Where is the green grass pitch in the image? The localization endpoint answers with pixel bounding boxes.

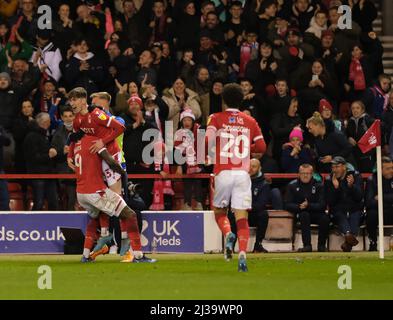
[0,252,392,300]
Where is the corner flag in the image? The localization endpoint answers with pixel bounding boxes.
[358,119,384,259]
[357,120,381,154]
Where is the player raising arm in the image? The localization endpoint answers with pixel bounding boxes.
[206,83,266,272]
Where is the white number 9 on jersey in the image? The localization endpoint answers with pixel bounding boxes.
[220,132,250,159]
[74,153,82,175]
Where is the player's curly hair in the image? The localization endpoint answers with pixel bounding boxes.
[222,83,244,109]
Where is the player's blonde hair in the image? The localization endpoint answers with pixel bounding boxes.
[90,92,112,104]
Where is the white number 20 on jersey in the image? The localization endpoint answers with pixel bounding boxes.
[220,132,250,159]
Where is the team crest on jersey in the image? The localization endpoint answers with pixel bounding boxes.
[229,117,236,124]
[98,113,107,121]
[237,117,244,125]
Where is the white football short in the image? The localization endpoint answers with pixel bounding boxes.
[102,151,122,187]
[77,188,127,219]
[213,170,252,210]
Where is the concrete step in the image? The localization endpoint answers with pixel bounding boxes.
[384,68,393,75]
[383,52,393,58]
[383,43,393,49]
[380,36,393,42]
[383,61,393,67]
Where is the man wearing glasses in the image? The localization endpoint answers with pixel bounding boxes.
[285,163,329,252]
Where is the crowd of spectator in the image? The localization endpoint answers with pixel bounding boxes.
[0,0,392,250]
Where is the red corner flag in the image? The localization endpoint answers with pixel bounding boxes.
[358,120,381,154]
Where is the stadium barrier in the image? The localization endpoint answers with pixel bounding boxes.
[3,173,391,254]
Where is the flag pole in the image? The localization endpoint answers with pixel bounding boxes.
[376,145,384,259]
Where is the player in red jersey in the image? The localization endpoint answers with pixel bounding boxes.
[67,87,124,256]
[206,83,266,272]
[67,87,150,262]
[73,134,156,263]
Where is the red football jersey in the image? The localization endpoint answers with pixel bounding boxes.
[73,108,123,155]
[74,135,107,194]
[206,108,265,174]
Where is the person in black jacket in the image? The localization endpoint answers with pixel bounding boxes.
[120,96,157,207]
[365,156,393,251]
[346,100,375,173]
[229,158,283,253]
[285,163,329,252]
[63,38,105,96]
[0,125,11,210]
[325,156,364,252]
[270,97,304,165]
[51,106,76,210]
[307,111,353,173]
[23,112,59,210]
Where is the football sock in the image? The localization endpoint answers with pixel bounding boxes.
[215,213,232,237]
[99,214,110,237]
[126,215,142,252]
[83,219,98,258]
[236,218,249,255]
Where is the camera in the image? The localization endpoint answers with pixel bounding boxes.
[128,181,142,197]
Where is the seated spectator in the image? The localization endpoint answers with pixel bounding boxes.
[285,163,329,252]
[362,74,391,119]
[248,158,283,253]
[51,106,76,210]
[52,3,76,58]
[137,49,157,86]
[23,112,59,210]
[120,94,156,207]
[148,0,175,46]
[186,66,212,97]
[239,78,266,129]
[200,78,224,126]
[270,97,304,164]
[151,42,176,93]
[381,90,393,157]
[365,156,393,251]
[200,11,225,46]
[104,41,136,91]
[325,156,364,252]
[63,38,105,96]
[245,40,284,97]
[307,111,352,173]
[228,157,283,253]
[175,0,200,53]
[349,0,378,33]
[174,110,204,210]
[281,126,312,173]
[344,32,383,101]
[305,10,328,42]
[0,27,33,72]
[296,59,338,119]
[346,100,376,173]
[114,80,140,114]
[319,98,344,134]
[30,29,62,82]
[267,79,296,118]
[73,3,105,56]
[223,1,247,67]
[162,77,201,131]
[290,0,318,33]
[9,0,39,44]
